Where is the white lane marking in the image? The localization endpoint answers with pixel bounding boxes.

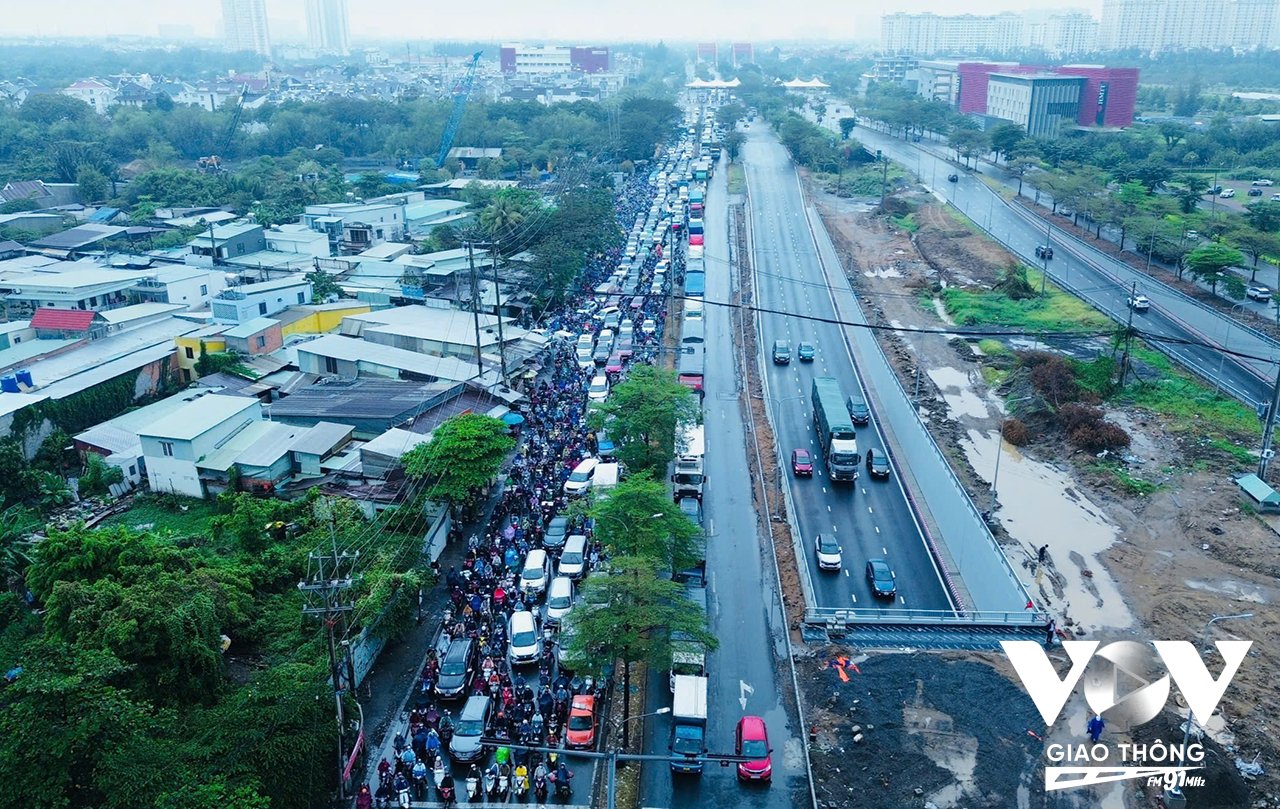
[883,546,888,555]
[867,506,874,514]
[850,593,857,604]
[827,505,832,512]
[844,569,849,577]
[875,526,880,534]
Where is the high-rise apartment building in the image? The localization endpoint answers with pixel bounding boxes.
[222,0,271,57]
[305,0,350,56]
[1099,0,1278,51]
[881,13,1025,55]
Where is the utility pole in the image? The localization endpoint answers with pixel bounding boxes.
[1259,363,1280,479]
[207,221,219,267]
[1040,220,1053,295]
[466,241,483,377]
[299,511,359,800]
[878,150,888,210]
[489,240,508,381]
[1119,282,1137,388]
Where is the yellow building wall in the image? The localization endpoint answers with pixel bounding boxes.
[175,335,227,375]
[280,304,372,339]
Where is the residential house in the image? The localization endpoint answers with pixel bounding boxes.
[0,265,152,318]
[222,316,283,355]
[295,333,500,387]
[130,266,226,309]
[289,421,354,477]
[211,276,313,324]
[303,200,408,255]
[342,305,524,362]
[175,324,230,381]
[115,81,155,108]
[138,394,263,498]
[359,427,431,479]
[445,147,503,171]
[265,223,331,256]
[28,224,132,258]
[61,79,117,114]
[404,199,471,237]
[187,222,267,262]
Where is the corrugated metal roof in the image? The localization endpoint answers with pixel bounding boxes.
[30,308,96,331]
[1236,473,1280,506]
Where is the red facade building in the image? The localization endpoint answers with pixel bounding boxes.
[956,61,1138,129]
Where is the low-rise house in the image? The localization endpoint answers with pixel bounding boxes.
[61,79,117,113]
[211,276,313,324]
[138,394,262,498]
[294,332,500,387]
[265,223,331,257]
[130,266,226,309]
[222,316,282,355]
[188,222,267,262]
[359,427,431,480]
[0,264,152,318]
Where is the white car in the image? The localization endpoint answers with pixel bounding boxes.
[587,375,609,402]
[521,549,550,598]
[544,576,575,626]
[1247,285,1272,302]
[1127,293,1151,311]
[641,318,657,335]
[576,347,595,369]
[564,457,600,495]
[508,610,540,665]
[815,534,843,571]
[1219,188,1236,198]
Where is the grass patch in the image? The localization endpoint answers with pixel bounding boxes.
[1118,376,1261,437]
[942,205,987,236]
[101,494,218,535]
[1089,460,1160,496]
[891,212,919,232]
[1205,436,1256,466]
[940,281,1113,331]
[727,163,746,195]
[977,338,1009,356]
[980,365,1010,387]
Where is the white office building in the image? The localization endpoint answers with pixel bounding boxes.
[222,0,271,56]
[881,12,1025,55]
[305,0,350,56]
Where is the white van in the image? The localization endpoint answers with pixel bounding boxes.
[521,549,550,597]
[685,299,704,320]
[544,576,574,626]
[508,610,540,665]
[564,458,599,495]
[587,375,609,402]
[558,534,589,580]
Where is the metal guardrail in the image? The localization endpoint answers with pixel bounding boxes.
[805,607,1047,627]
[801,202,1033,614]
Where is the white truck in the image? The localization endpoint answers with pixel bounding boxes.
[672,424,705,501]
[670,674,709,774]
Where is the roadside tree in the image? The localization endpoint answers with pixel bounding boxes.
[586,473,703,573]
[402,413,515,506]
[567,556,716,746]
[1185,243,1247,296]
[587,365,698,477]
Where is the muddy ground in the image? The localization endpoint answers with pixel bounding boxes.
[805,175,1279,808]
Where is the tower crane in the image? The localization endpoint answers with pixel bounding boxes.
[434,51,483,169]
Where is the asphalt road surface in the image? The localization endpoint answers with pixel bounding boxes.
[639,149,808,809]
[847,119,1277,409]
[741,124,953,613]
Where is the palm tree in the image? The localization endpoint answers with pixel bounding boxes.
[480,196,527,243]
[0,504,38,594]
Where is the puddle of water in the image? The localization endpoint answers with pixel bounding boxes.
[864,267,904,279]
[931,297,957,325]
[927,367,991,420]
[1185,578,1269,604]
[963,428,1136,632]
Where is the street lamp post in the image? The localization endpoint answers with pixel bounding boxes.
[608,708,671,809]
[1168,612,1254,806]
[990,396,1034,513]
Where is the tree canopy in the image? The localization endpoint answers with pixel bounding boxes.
[587,365,699,477]
[402,413,515,504]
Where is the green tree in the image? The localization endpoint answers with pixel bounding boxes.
[76,163,109,203]
[1185,243,1246,295]
[1169,176,1203,214]
[304,269,342,302]
[401,413,515,505]
[0,503,39,590]
[566,556,715,746]
[587,474,703,573]
[480,193,528,242]
[988,122,1025,162]
[1006,155,1039,195]
[1245,200,1280,233]
[838,117,857,140]
[79,453,125,497]
[949,128,989,169]
[716,103,746,129]
[1229,228,1280,278]
[723,130,745,162]
[0,439,41,509]
[587,365,698,477]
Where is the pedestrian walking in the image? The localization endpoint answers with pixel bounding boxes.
[1045,618,1057,646]
[1038,544,1049,565]
[1086,714,1105,742]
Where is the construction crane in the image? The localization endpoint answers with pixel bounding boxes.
[435,51,482,169]
[197,84,249,173]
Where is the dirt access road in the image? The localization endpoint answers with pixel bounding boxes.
[801,175,1275,809]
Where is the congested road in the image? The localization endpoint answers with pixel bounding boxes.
[741,123,954,613]
[639,129,808,809]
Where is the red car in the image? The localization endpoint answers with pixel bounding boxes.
[605,354,624,373]
[791,448,813,477]
[566,695,597,749]
[735,715,772,782]
[689,234,704,246]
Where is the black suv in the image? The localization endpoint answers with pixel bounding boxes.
[1034,245,1054,260]
[435,638,476,699]
[845,396,871,426]
[772,340,791,364]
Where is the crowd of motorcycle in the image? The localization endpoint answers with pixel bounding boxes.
[356,168,678,808]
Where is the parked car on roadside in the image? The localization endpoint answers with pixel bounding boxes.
[1248,285,1272,302]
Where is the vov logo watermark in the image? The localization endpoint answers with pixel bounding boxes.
[1001,639,1252,792]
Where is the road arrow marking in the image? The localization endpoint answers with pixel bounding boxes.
[739,680,755,710]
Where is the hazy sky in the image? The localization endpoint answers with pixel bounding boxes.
[4,0,1105,42]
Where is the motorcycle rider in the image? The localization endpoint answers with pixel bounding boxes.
[411,758,429,799]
